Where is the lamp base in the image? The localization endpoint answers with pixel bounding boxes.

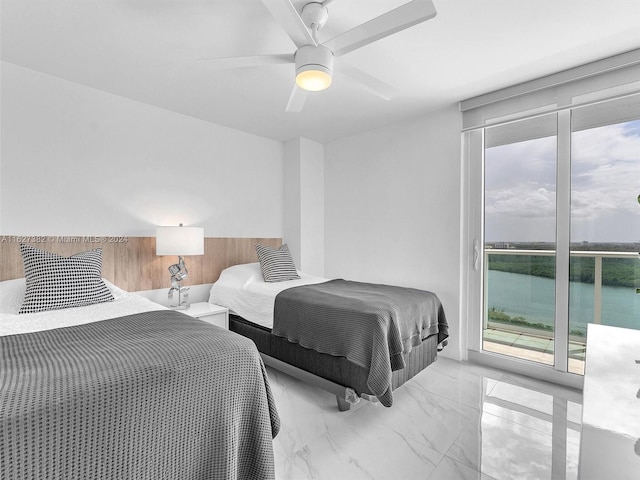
[168,283,190,310]
[169,303,190,310]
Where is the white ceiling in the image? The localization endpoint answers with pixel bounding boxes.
[2,0,640,143]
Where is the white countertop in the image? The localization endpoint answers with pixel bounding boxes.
[579,323,640,479]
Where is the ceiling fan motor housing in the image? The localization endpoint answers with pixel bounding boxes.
[301,2,329,30]
[295,45,334,91]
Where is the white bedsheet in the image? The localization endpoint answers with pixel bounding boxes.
[0,279,167,337]
[208,262,328,328]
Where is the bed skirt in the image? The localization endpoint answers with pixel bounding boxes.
[229,314,438,399]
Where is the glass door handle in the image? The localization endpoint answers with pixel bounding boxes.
[473,239,480,271]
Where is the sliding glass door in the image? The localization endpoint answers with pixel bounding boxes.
[463,53,640,385]
[482,114,558,367]
[471,98,640,380]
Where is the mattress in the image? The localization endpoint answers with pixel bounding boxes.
[208,262,327,328]
[0,278,167,336]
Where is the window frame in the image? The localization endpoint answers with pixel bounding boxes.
[460,49,640,389]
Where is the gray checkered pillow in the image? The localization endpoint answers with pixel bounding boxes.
[255,243,300,282]
[19,244,114,314]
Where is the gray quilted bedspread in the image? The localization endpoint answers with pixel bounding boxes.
[0,310,280,480]
[273,279,448,407]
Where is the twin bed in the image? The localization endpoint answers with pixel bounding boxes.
[1,241,448,478]
[1,245,279,480]
[209,250,448,410]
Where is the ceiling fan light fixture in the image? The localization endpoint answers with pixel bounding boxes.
[296,66,332,91]
[294,44,334,92]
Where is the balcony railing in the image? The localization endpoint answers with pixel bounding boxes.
[482,248,638,374]
[484,248,639,326]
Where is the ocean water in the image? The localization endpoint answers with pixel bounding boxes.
[486,270,640,335]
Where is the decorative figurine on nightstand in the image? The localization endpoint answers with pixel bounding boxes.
[168,257,190,310]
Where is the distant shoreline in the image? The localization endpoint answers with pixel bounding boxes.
[485,241,640,252]
[485,242,639,288]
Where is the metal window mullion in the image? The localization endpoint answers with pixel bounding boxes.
[554,110,571,373]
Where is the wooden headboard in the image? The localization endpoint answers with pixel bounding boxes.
[0,236,281,292]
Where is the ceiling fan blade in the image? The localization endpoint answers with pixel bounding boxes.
[261,0,317,48]
[340,61,399,100]
[198,54,294,69]
[285,85,309,112]
[323,0,437,57]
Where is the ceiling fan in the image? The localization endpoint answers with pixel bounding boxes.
[204,0,437,112]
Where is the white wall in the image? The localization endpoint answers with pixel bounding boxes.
[324,105,463,359]
[283,139,302,265]
[299,138,325,276]
[0,62,283,237]
[283,137,325,276]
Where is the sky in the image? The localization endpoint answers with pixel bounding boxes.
[484,118,640,244]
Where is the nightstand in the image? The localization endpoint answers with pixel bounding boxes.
[183,302,229,330]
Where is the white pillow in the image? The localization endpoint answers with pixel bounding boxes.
[103,279,128,300]
[0,277,127,315]
[215,262,265,288]
[0,278,27,315]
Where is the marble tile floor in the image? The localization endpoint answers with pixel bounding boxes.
[267,357,583,480]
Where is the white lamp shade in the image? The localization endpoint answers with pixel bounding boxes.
[156,226,204,256]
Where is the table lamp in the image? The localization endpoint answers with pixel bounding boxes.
[156,224,204,309]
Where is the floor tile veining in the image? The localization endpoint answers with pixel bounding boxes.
[268,357,583,480]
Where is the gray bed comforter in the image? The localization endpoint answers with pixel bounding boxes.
[273,279,448,407]
[0,310,280,480]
